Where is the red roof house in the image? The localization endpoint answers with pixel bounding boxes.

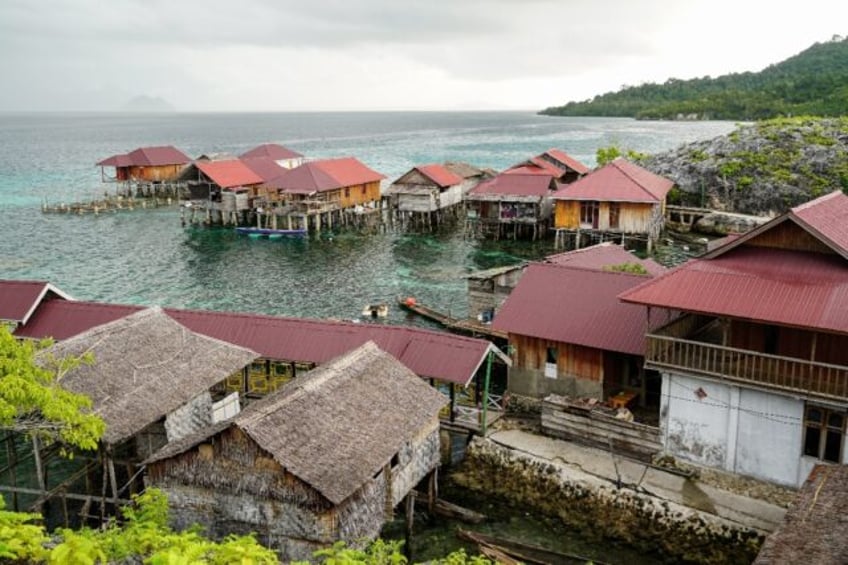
[545,242,667,276]
[0,280,71,326]
[97,146,190,183]
[465,173,559,240]
[618,190,848,486]
[552,158,674,245]
[385,163,475,218]
[239,143,303,164]
[507,149,589,183]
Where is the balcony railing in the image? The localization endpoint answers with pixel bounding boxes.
[646,334,848,400]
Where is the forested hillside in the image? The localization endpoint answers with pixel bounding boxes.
[540,36,848,120]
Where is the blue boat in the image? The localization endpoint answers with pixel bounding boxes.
[235,227,307,238]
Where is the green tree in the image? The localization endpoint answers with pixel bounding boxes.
[0,325,105,452]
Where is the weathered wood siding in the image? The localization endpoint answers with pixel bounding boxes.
[729,320,848,366]
[508,334,604,398]
[541,395,662,461]
[388,419,440,505]
[340,181,381,209]
[554,200,580,229]
[554,200,660,235]
[745,220,835,254]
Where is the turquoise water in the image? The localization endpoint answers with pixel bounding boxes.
[0,112,735,322]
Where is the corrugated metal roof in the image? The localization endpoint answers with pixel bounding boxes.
[468,173,555,197]
[543,149,590,174]
[553,158,673,203]
[268,157,385,194]
[16,299,497,385]
[791,190,848,256]
[416,164,464,187]
[195,160,264,189]
[620,246,848,334]
[0,280,72,325]
[96,146,190,167]
[545,242,667,276]
[492,264,655,355]
[239,143,303,161]
[240,157,287,183]
[504,164,556,176]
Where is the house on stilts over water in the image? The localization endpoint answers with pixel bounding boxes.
[144,341,448,561]
[96,146,191,198]
[384,162,490,231]
[7,307,257,525]
[239,143,304,170]
[551,158,674,252]
[180,159,265,226]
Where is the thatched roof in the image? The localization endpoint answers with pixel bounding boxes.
[48,307,258,446]
[147,341,448,505]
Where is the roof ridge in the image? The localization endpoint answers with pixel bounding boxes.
[611,159,659,200]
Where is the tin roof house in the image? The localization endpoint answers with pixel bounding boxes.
[239,143,304,170]
[620,190,848,487]
[145,342,447,561]
[96,146,191,197]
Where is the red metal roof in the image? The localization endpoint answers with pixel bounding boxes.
[195,160,264,189]
[96,146,190,167]
[239,143,303,161]
[468,173,556,198]
[553,158,673,203]
[0,280,72,325]
[268,157,385,194]
[240,157,287,183]
[543,149,590,174]
[620,246,848,334]
[504,164,556,176]
[492,264,656,355]
[545,243,667,276]
[16,300,499,386]
[790,190,848,256]
[415,164,464,188]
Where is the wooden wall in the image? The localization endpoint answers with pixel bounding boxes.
[125,164,183,182]
[554,200,657,233]
[745,220,835,255]
[730,320,848,366]
[512,333,603,383]
[340,181,381,209]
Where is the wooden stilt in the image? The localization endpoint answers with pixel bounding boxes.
[427,467,438,515]
[31,437,46,513]
[404,492,415,561]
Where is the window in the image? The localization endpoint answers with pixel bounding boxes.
[580,201,599,228]
[609,202,620,229]
[804,405,845,463]
[344,188,350,198]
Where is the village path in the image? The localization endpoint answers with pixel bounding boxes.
[489,429,787,533]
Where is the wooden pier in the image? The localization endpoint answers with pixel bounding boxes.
[398,297,507,341]
[42,195,176,215]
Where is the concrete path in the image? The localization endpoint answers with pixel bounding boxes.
[489,429,786,532]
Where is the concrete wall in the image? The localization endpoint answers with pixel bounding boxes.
[660,372,845,487]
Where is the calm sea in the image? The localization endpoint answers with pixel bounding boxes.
[0,112,735,323]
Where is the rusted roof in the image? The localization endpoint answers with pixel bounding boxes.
[195,160,263,189]
[619,246,848,334]
[753,465,848,564]
[543,149,590,174]
[467,173,556,198]
[553,158,673,203]
[416,164,464,187]
[16,299,502,386]
[544,242,666,276]
[492,263,656,355]
[240,157,287,183]
[268,157,385,194]
[0,280,72,325]
[96,146,190,167]
[239,143,303,161]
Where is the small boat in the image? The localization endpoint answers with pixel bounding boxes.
[362,303,389,318]
[457,529,609,565]
[235,227,307,238]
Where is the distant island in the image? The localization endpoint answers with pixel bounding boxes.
[540,36,848,121]
[122,95,176,113]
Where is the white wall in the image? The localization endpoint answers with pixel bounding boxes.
[661,372,816,487]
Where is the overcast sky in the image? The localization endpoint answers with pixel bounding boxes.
[1,0,845,112]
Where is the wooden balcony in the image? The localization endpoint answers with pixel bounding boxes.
[646,317,848,401]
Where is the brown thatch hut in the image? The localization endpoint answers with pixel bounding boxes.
[144,341,448,561]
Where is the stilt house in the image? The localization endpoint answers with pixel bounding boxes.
[265,157,386,232]
[144,342,448,561]
[508,148,589,183]
[385,163,487,229]
[182,160,264,225]
[239,143,304,170]
[4,307,256,524]
[620,190,848,487]
[464,173,558,240]
[96,146,190,196]
[552,158,674,251]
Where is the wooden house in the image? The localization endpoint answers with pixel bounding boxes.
[620,190,848,487]
[144,342,447,561]
[508,148,589,183]
[264,157,386,232]
[493,261,661,405]
[239,143,304,170]
[3,307,256,523]
[181,160,264,225]
[384,163,488,230]
[552,158,674,251]
[96,146,190,197]
[464,173,558,240]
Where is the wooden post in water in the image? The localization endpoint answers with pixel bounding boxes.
[404,492,415,561]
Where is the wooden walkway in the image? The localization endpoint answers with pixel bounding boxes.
[397,298,507,340]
